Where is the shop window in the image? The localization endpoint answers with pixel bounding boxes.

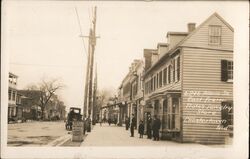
[221,60,233,82]
[209,25,221,45]
[162,99,168,129]
[154,100,160,115]
[166,97,180,130]
[221,101,233,128]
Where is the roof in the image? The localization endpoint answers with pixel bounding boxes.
[178,12,234,47]
[157,43,169,48]
[144,12,234,77]
[166,32,188,37]
[9,72,18,78]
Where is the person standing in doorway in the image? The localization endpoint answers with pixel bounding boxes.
[152,115,161,141]
[147,114,152,139]
[130,114,136,137]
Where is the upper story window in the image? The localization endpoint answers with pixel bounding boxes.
[159,71,163,87]
[173,60,176,82]
[153,76,156,91]
[221,60,233,82]
[156,73,159,89]
[145,80,148,94]
[12,91,16,101]
[163,68,167,85]
[8,90,12,100]
[150,77,153,93]
[177,56,180,81]
[168,65,172,83]
[209,25,222,45]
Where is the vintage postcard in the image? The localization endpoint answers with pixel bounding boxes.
[1,0,249,159]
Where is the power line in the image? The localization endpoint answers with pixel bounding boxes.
[10,62,82,68]
[75,7,88,57]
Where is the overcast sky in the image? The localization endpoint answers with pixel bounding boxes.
[3,1,248,111]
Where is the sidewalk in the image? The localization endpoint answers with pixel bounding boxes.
[80,123,208,147]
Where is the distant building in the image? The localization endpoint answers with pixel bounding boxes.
[117,60,142,125]
[130,60,144,128]
[19,90,42,120]
[19,90,66,121]
[8,73,19,120]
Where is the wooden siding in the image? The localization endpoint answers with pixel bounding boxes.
[181,47,233,144]
[144,53,183,101]
[181,14,233,51]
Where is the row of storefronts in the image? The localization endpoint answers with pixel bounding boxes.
[116,13,233,144]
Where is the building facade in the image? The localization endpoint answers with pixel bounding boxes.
[8,73,19,121]
[143,13,233,144]
[130,60,144,128]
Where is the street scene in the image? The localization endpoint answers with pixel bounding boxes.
[1,1,249,159]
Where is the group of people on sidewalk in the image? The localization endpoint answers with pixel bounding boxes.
[125,114,161,141]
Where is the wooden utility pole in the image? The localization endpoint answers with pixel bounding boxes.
[92,63,97,125]
[83,6,99,120]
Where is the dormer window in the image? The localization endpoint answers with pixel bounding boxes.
[209,25,222,45]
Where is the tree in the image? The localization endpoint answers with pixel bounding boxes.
[38,78,64,120]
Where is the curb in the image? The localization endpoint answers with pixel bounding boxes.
[46,133,71,146]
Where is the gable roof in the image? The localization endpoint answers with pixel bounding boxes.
[144,12,234,77]
[178,12,234,47]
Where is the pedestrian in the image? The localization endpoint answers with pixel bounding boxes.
[138,120,144,138]
[147,114,152,139]
[152,115,161,141]
[125,116,130,130]
[99,118,102,126]
[114,118,117,125]
[130,114,136,137]
[108,118,111,126]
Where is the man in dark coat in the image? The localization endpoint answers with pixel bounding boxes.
[147,114,152,139]
[125,116,130,130]
[130,114,136,137]
[152,115,161,141]
[138,120,144,138]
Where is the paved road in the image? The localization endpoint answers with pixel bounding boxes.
[80,123,207,147]
[8,121,68,146]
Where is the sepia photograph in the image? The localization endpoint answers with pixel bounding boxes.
[1,0,249,159]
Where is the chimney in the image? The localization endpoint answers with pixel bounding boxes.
[187,23,196,33]
[143,49,153,71]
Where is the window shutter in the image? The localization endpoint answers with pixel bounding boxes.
[221,60,228,81]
